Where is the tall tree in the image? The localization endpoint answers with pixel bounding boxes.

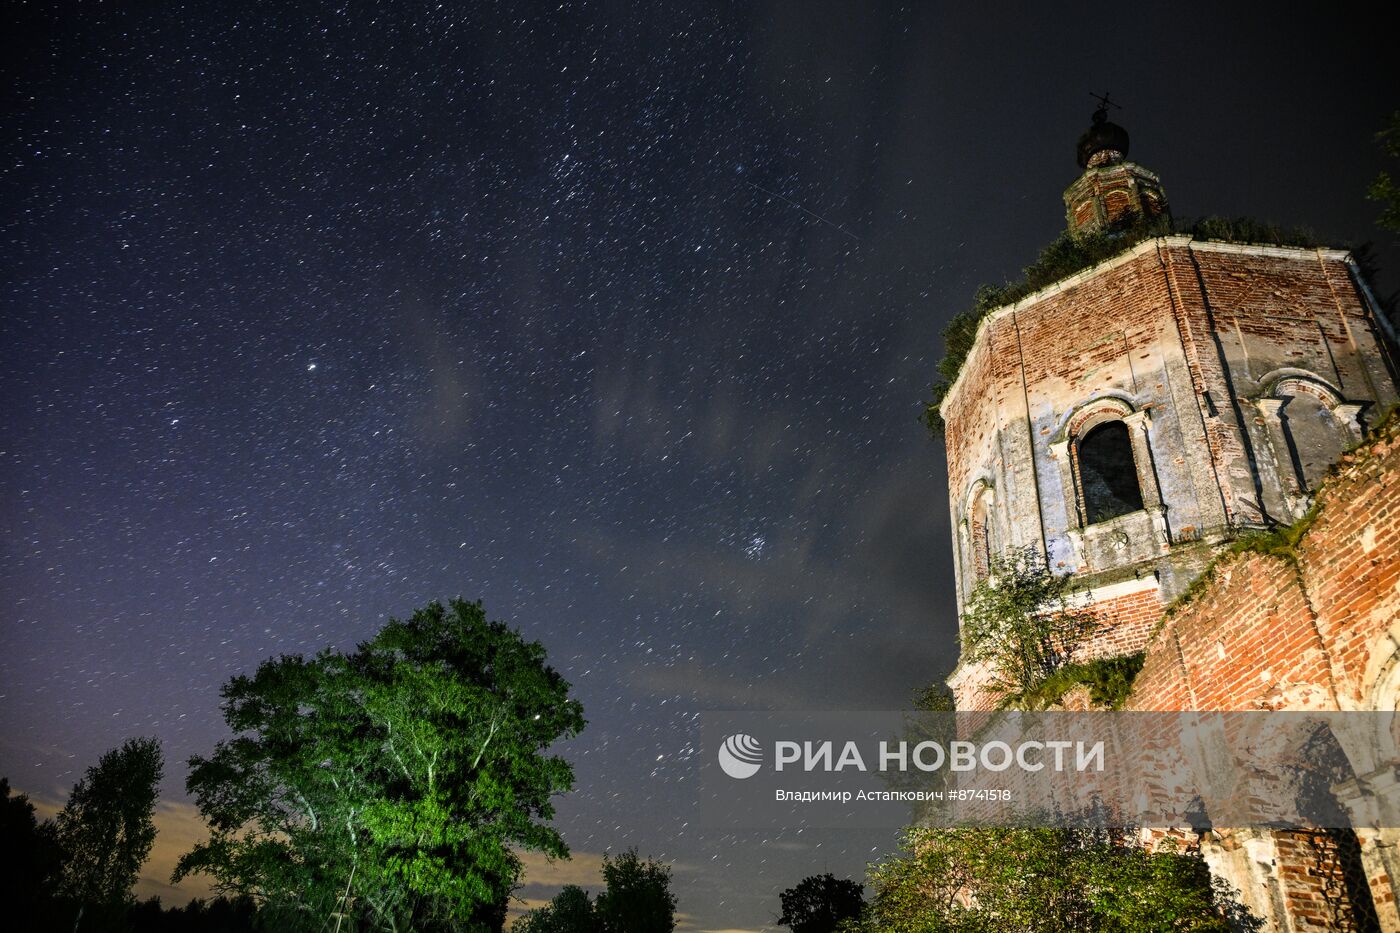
[53,737,165,930]
[175,598,585,933]
[776,873,864,933]
[594,851,676,933]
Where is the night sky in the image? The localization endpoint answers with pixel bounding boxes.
[3,2,1396,928]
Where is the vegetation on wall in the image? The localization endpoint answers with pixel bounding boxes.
[1369,110,1400,235]
[923,216,1330,439]
[847,826,1256,932]
[1011,652,1145,711]
[959,547,1101,705]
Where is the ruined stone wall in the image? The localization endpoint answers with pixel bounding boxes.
[942,238,1209,603]
[1126,414,1400,931]
[1159,241,1395,530]
[1027,418,1400,929]
[1086,582,1162,657]
[1063,160,1167,235]
[1129,415,1400,714]
[944,414,1400,926]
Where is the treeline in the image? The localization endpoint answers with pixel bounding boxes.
[514,851,676,933]
[0,742,228,932]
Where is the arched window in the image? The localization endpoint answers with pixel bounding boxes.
[969,491,993,581]
[1076,420,1144,524]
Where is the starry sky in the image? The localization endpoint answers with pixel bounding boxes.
[3,1,1396,928]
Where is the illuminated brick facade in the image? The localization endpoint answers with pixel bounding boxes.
[939,112,1400,930]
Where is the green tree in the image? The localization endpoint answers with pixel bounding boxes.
[53,737,165,931]
[514,885,597,933]
[175,598,586,933]
[959,547,1099,705]
[1369,110,1400,234]
[856,827,1252,932]
[777,873,864,933]
[594,850,676,933]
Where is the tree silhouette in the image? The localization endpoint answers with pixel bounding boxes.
[1,777,66,928]
[776,873,864,933]
[594,850,676,933]
[1369,110,1400,234]
[54,737,165,931]
[515,885,598,933]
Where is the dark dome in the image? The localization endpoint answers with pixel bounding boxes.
[1076,108,1130,169]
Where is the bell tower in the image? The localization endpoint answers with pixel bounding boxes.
[940,104,1399,712]
[1062,95,1169,235]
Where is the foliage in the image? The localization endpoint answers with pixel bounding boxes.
[175,598,586,933]
[1012,652,1145,711]
[514,885,597,933]
[911,681,956,713]
[776,873,865,933]
[852,827,1256,932]
[6,748,261,933]
[1369,110,1400,234]
[0,777,66,929]
[595,850,677,933]
[1186,215,1324,249]
[1163,497,1327,622]
[55,736,165,928]
[517,852,676,933]
[958,547,1099,704]
[924,216,1330,438]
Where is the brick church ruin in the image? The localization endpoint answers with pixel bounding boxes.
[938,103,1400,929]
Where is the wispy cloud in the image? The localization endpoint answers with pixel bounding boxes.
[514,846,609,894]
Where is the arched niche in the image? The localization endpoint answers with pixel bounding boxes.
[959,476,998,591]
[1254,370,1364,506]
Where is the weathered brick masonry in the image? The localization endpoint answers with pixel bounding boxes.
[938,110,1400,928]
[943,238,1398,712]
[1124,416,1400,930]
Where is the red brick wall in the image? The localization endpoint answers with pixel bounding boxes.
[940,233,1398,929]
[1129,415,1400,714]
[1081,586,1162,659]
[950,584,1163,711]
[1125,415,1400,931]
